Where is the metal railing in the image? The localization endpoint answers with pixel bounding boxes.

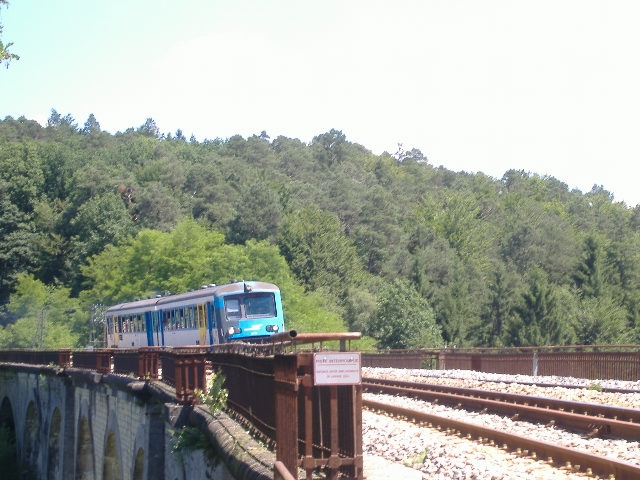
[362,345,640,381]
[5,341,636,478]
[0,331,364,480]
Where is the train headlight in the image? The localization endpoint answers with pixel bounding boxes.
[266,324,279,332]
[227,326,242,335]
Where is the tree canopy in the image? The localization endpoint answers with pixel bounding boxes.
[1,113,639,349]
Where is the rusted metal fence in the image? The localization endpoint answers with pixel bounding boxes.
[0,332,364,480]
[0,348,71,367]
[362,345,640,381]
[72,348,113,373]
[537,351,640,380]
[209,332,364,480]
[361,350,437,369]
[4,342,637,479]
[159,348,208,403]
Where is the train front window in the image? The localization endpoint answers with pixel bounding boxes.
[245,294,276,317]
[225,299,241,319]
[224,293,276,319]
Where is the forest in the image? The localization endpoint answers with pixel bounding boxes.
[1,111,639,350]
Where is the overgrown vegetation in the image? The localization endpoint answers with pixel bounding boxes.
[195,371,228,415]
[1,113,639,349]
[170,426,211,456]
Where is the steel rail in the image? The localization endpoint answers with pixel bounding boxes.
[364,398,640,480]
[363,378,640,440]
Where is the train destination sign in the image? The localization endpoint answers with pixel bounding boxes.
[313,352,362,386]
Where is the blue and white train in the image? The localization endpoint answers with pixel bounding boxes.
[105,281,284,347]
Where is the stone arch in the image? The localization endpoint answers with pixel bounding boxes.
[23,400,40,471]
[75,415,95,480]
[132,447,145,480]
[0,397,19,476]
[47,407,62,480]
[0,396,16,437]
[102,429,122,480]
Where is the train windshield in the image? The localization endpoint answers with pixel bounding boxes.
[224,293,276,319]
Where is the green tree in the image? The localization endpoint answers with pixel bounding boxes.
[137,118,160,138]
[228,180,283,244]
[572,295,630,345]
[505,271,571,346]
[352,185,402,275]
[0,274,85,348]
[133,181,182,232]
[82,113,101,135]
[68,192,136,293]
[278,206,363,301]
[0,0,19,68]
[184,160,237,228]
[80,219,346,335]
[471,266,517,347]
[0,141,45,212]
[311,129,347,167]
[368,279,442,349]
[415,190,492,264]
[0,181,37,305]
[573,235,606,298]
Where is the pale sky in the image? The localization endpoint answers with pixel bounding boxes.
[2,1,639,206]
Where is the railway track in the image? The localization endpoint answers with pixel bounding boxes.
[363,377,640,440]
[363,377,640,480]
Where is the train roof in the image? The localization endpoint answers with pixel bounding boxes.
[105,281,279,315]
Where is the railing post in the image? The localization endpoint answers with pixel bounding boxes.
[96,349,112,373]
[274,354,300,479]
[301,357,314,480]
[58,349,71,367]
[174,355,185,402]
[172,351,207,404]
[139,347,160,379]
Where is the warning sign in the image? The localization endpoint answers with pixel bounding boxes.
[313,352,362,386]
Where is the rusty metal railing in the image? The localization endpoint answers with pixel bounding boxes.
[3,342,638,479]
[361,345,640,381]
[209,332,364,480]
[160,348,207,403]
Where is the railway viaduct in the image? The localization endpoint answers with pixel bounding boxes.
[0,363,274,480]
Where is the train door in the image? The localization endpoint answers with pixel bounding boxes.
[197,303,207,346]
[157,310,165,346]
[107,314,119,347]
[207,301,220,345]
[145,311,154,346]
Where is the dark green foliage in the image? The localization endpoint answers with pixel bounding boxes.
[229,180,283,244]
[0,113,639,348]
[368,279,442,349]
[507,270,573,346]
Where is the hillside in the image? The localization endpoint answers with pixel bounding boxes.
[1,112,639,348]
